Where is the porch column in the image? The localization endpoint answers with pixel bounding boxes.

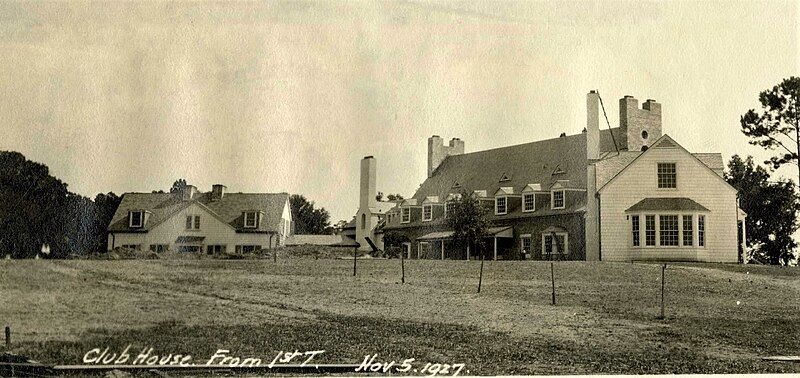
[493,236,497,261]
[466,244,470,261]
[441,240,445,260]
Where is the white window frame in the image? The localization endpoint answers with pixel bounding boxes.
[631,215,640,247]
[656,162,678,189]
[422,205,433,221]
[551,190,565,209]
[401,207,411,223]
[541,232,569,255]
[520,234,532,255]
[495,196,507,215]
[522,193,535,212]
[186,215,200,230]
[658,214,680,247]
[129,211,144,228]
[244,211,259,228]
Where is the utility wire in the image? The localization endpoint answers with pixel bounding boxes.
[597,93,620,156]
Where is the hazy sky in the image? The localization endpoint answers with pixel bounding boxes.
[1,1,797,222]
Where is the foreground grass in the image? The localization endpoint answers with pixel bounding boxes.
[1,259,798,375]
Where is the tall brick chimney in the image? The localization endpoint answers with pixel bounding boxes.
[619,95,662,152]
[211,184,226,201]
[427,136,464,177]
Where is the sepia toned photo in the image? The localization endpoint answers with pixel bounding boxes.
[0,1,798,376]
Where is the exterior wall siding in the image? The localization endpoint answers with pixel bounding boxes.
[108,202,289,253]
[599,147,738,262]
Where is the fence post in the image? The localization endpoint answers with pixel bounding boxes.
[551,262,556,305]
[659,264,666,319]
[401,252,405,284]
[5,326,9,349]
[353,247,357,277]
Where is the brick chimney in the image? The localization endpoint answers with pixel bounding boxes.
[211,184,226,201]
[427,136,464,177]
[619,95,662,152]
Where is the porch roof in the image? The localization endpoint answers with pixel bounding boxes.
[417,226,513,241]
[625,197,709,213]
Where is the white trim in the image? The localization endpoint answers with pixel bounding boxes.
[422,205,433,221]
[243,211,259,228]
[541,232,569,255]
[495,196,507,215]
[551,190,565,209]
[129,211,144,228]
[522,193,535,212]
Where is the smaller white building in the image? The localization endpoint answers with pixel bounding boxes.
[107,184,293,254]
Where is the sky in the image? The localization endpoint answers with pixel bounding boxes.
[0,0,797,223]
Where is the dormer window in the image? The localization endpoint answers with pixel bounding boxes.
[495,197,507,215]
[129,211,144,228]
[244,211,259,228]
[401,207,411,223]
[422,205,433,221]
[551,190,565,209]
[523,193,535,212]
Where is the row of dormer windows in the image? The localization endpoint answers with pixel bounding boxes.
[389,189,569,224]
[127,210,261,229]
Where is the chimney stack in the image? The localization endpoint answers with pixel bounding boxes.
[182,185,197,201]
[360,156,377,210]
[586,90,600,161]
[211,184,226,201]
[427,136,465,177]
[619,95,662,152]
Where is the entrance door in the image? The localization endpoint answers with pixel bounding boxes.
[402,243,411,259]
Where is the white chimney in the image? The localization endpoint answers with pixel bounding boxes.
[211,184,226,201]
[586,90,600,161]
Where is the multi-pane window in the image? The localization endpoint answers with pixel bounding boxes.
[178,245,201,253]
[657,163,677,188]
[645,215,656,246]
[543,234,567,255]
[401,207,411,223]
[423,205,433,221]
[244,211,259,228]
[206,245,225,254]
[682,215,693,246]
[495,197,507,214]
[149,244,168,253]
[239,245,261,254]
[445,202,455,218]
[186,215,200,230]
[552,190,565,209]
[659,215,679,246]
[129,211,143,228]
[521,236,532,254]
[631,215,640,247]
[698,215,706,247]
[523,193,535,212]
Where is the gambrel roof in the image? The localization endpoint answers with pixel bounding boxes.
[108,191,290,233]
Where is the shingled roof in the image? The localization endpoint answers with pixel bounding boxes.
[412,128,625,201]
[108,191,289,233]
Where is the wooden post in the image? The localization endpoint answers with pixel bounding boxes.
[550,262,556,305]
[493,236,497,261]
[477,252,484,294]
[400,246,405,284]
[5,326,10,348]
[353,247,357,277]
[441,240,445,260]
[659,264,666,319]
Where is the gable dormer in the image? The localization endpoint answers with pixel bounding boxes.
[128,210,149,228]
[550,180,568,209]
[421,196,440,222]
[521,183,542,212]
[243,210,263,229]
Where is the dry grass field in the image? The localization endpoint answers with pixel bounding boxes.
[1,258,799,375]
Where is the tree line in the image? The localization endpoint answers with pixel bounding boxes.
[0,152,335,258]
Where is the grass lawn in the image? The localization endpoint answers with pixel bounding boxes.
[0,259,798,375]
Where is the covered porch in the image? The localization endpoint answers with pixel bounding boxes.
[415,226,514,260]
